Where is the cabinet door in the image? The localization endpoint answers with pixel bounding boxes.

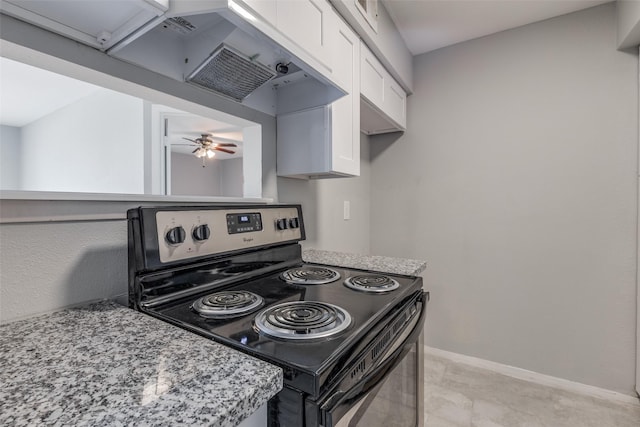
[330,15,360,176]
[360,42,385,107]
[359,41,406,133]
[276,0,332,67]
[384,77,406,128]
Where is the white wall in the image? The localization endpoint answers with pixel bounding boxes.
[0,125,20,189]
[278,134,371,254]
[19,89,144,193]
[370,3,638,396]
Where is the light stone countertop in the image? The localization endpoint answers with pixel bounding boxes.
[303,249,427,276]
[0,301,282,427]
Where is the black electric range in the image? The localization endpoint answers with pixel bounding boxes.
[128,204,427,426]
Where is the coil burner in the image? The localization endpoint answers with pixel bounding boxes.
[280,266,340,285]
[254,301,352,340]
[344,275,400,293]
[192,290,264,318]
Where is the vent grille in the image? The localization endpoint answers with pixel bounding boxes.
[350,360,366,379]
[187,45,276,101]
[164,17,197,35]
[371,330,391,360]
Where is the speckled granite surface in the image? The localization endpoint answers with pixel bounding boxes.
[303,249,427,276]
[0,301,282,427]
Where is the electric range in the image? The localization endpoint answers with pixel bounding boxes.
[127,204,427,427]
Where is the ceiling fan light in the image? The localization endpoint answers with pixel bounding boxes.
[206,149,216,158]
[195,148,206,158]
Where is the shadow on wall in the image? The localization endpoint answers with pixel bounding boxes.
[63,244,129,307]
[369,131,404,161]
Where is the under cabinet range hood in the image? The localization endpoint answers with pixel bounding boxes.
[107,1,346,116]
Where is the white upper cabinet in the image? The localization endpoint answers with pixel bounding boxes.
[0,0,168,50]
[277,12,360,178]
[360,41,406,134]
[329,12,360,176]
[329,0,412,92]
[360,43,385,107]
[235,0,332,69]
[276,0,332,68]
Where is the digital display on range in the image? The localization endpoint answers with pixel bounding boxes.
[227,212,262,234]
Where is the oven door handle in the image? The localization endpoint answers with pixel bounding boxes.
[319,295,427,426]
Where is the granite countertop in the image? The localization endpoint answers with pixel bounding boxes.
[0,301,282,427]
[303,249,427,276]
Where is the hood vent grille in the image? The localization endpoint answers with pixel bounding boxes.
[186,44,277,101]
[164,17,197,35]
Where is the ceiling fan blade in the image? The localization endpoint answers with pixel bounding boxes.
[213,143,237,147]
[214,147,235,154]
[182,137,198,143]
[192,148,199,153]
[172,143,197,146]
[207,134,242,144]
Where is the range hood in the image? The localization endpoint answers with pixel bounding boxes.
[109,1,346,116]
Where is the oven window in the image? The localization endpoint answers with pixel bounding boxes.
[337,345,419,427]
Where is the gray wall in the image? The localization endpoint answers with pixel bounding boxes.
[0,125,20,189]
[220,158,244,197]
[278,133,371,254]
[370,3,638,396]
[1,220,127,322]
[171,153,223,197]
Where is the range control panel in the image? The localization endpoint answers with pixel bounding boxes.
[226,212,263,234]
[153,206,303,264]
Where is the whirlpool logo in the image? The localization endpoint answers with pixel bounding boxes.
[243,237,254,243]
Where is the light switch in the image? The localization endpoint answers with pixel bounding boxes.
[343,201,351,220]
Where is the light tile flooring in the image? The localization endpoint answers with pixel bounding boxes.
[424,353,640,427]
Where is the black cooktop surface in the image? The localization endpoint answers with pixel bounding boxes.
[145,263,421,375]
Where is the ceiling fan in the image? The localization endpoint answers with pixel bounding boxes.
[173,133,238,166]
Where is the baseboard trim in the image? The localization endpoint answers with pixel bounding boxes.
[425,346,640,407]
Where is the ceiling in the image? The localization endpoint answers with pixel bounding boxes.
[382,0,612,55]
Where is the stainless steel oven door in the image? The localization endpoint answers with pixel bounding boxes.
[315,293,426,427]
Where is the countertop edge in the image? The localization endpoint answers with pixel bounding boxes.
[302,249,427,276]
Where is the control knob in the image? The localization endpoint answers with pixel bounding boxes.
[165,226,186,245]
[288,217,300,229]
[276,218,288,230]
[192,224,211,241]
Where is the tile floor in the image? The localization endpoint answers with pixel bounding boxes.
[424,352,640,427]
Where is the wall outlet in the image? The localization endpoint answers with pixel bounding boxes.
[343,201,351,220]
